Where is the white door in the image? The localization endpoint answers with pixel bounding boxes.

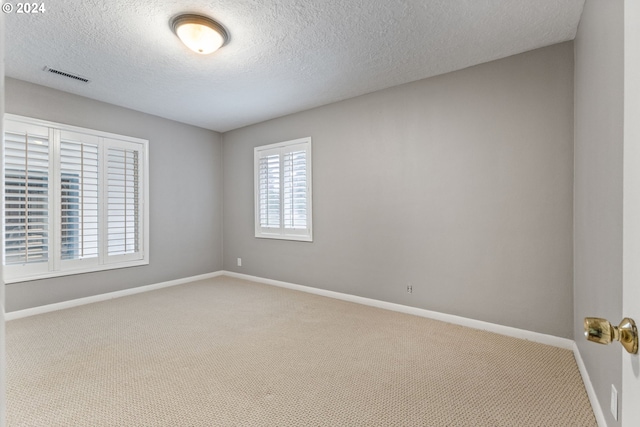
[0,12,6,427]
[622,0,640,425]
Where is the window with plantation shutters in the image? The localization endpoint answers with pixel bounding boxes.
[3,115,149,283]
[254,137,312,241]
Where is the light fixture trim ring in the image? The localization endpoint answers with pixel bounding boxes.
[170,13,230,50]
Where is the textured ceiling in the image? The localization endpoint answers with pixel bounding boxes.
[5,0,585,132]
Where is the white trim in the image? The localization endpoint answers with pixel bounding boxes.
[6,269,574,350]
[221,271,574,350]
[573,343,608,427]
[4,259,149,284]
[5,114,148,145]
[5,271,223,321]
[254,137,311,152]
[0,270,605,424]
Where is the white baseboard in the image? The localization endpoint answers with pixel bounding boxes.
[7,269,601,422]
[5,271,224,321]
[6,268,574,350]
[221,271,574,350]
[7,269,574,350]
[573,343,608,427]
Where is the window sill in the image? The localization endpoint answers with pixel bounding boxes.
[4,258,149,284]
[255,233,313,242]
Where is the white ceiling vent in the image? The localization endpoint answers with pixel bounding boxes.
[43,66,90,83]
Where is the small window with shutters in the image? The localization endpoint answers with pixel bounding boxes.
[2,114,149,283]
[254,137,312,242]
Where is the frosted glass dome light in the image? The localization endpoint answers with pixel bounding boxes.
[171,14,229,55]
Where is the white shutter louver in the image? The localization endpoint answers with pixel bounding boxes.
[4,129,50,265]
[107,147,140,256]
[283,150,307,229]
[60,140,99,260]
[259,153,281,229]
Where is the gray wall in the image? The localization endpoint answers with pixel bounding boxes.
[223,42,575,338]
[4,78,224,312]
[574,1,624,426]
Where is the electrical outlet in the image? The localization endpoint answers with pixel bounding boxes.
[237,257,242,267]
[611,384,618,420]
[406,285,413,293]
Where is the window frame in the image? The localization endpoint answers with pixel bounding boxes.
[3,114,150,283]
[254,137,313,242]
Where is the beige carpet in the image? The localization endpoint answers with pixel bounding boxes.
[6,276,596,426]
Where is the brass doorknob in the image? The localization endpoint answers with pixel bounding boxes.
[584,317,638,354]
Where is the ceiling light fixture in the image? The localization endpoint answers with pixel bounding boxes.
[170,13,229,55]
